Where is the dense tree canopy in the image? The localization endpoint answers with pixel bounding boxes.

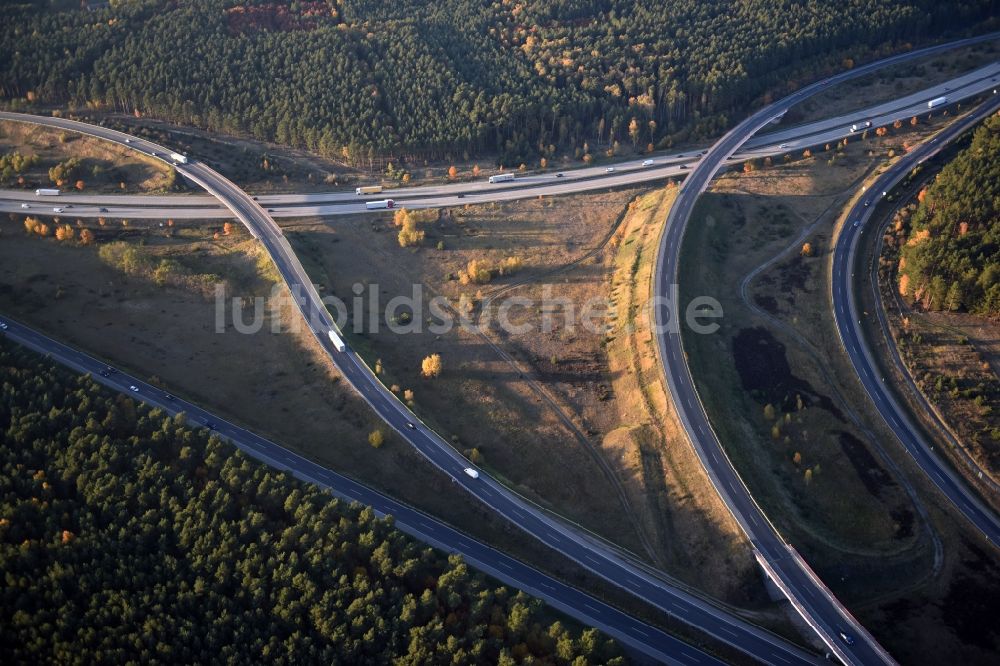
[899,112,1000,317]
[1,0,995,164]
[0,339,623,664]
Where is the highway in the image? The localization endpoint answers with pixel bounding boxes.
[3,59,1000,221]
[0,315,724,666]
[649,33,1000,666]
[832,97,1000,546]
[0,112,824,665]
[2,31,997,666]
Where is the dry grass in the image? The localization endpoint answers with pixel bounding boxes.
[779,40,1000,127]
[600,186,761,604]
[0,120,173,193]
[280,191,663,560]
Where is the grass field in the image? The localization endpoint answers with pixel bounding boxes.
[0,120,175,193]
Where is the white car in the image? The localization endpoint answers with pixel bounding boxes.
[20,203,29,209]
[129,385,139,393]
[53,207,63,213]
[642,159,654,166]
[779,143,788,149]
[606,166,615,173]
[463,468,480,479]
[125,138,131,143]
[0,321,8,330]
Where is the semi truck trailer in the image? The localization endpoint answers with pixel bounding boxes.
[35,188,60,196]
[488,173,515,183]
[327,329,346,352]
[928,96,948,109]
[356,185,384,195]
[365,199,395,210]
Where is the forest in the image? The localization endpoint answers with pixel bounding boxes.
[0,339,623,664]
[1,0,996,165]
[898,112,1000,317]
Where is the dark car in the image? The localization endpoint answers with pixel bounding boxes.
[556,173,564,178]
[679,164,688,169]
[99,207,108,213]
[205,421,216,431]
[457,193,465,198]
[164,393,175,401]
[99,370,110,378]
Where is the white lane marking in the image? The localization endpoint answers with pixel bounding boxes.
[716,625,737,638]
[583,603,603,615]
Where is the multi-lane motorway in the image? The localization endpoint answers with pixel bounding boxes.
[0,316,723,666]
[2,30,999,666]
[832,96,1000,546]
[3,59,1000,221]
[0,112,823,665]
[653,32,1000,666]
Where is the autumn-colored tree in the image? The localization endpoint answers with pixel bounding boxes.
[628,117,640,147]
[793,451,802,465]
[55,224,75,241]
[421,353,442,378]
[800,242,813,257]
[393,208,411,228]
[79,228,95,245]
[893,119,903,129]
[916,188,927,203]
[802,149,811,159]
[910,116,918,126]
[97,217,106,226]
[223,222,234,235]
[471,164,480,177]
[121,219,129,228]
[213,232,221,241]
[397,217,424,247]
[743,161,754,174]
[582,153,593,164]
[403,389,414,404]
[368,429,384,448]
[763,403,776,420]
[466,259,491,284]
[447,165,458,180]
[539,157,547,169]
[166,219,174,227]
[401,172,411,184]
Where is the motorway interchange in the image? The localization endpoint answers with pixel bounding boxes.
[2,32,1000,666]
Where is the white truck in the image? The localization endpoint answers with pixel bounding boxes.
[35,188,60,196]
[463,468,480,479]
[327,329,346,352]
[927,96,948,109]
[355,185,383,195]
[169,152,188,164]
[365,199,395,210]
[850,121,872,132]
[488,173,515,184]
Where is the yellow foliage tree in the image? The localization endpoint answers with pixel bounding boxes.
[421,353,442,378]
[368,429,384,448]
[448,165,458,180]
[79,228,95,245]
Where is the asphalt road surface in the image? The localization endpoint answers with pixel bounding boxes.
[832,96,1000,546]
[0,316,724,666]
[651,32,1000,666]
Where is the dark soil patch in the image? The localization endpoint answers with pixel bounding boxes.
[754,294,779,314]
[731,326,844,419]
[940,575,1000,651]
[777,255,811,293]
[837,431,894,498]
[890,506,914,539]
